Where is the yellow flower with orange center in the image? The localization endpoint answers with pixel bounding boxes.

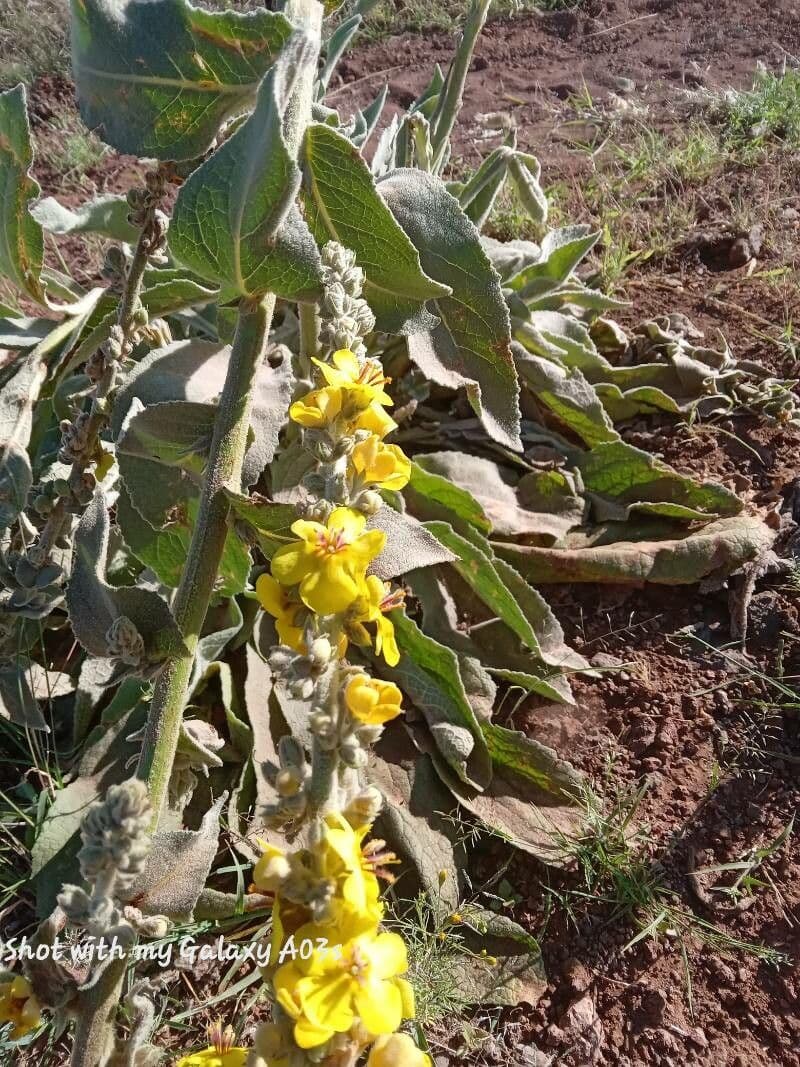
[255,574,306,652]
[271,508,385,615]
[345,576,403,666]
[274,914,414,1050]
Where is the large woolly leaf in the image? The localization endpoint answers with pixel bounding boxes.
[426,522,548,653]
[70,0,293,159]
[31,683,148,915]
[514,347,619,448]
[115,338,292,494]
[0,85,44,302]
[302,123,448,332]
[451,911,546,1007]
[577,440,742,522]
[30,194,138,243]
[117,485,250,597]
[367,506,455,579]
[405,460,490,535]
[124,795,225,920]
[413,452,583,542]
[382,610,491,789]
[169,34,322,301]
[66,494,187,670]
[369,727,465,909]
[496,515,775,584]
[225,491,296,558]
[432,722,586,863]
[378,169,520,450]
[117,400,215,478]
[508,225,599,298]
[0,659,53,730]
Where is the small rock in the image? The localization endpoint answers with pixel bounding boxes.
[560,994,603,1064]
[590,652,624,669]
[563,957,592,994]
[645,989,669,1024]
[513,1048,554,1067]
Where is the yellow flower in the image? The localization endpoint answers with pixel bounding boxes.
[289,385,343,428]
[274,916,412,1049]
[345,675,403,726]
[176,1022,248,1067]
[313,349,393,409]
[353,401,397,439]
[255,574,306,652]
[271,508,385,615]
[319,812,383,922]
[345,576,402,666]
[0,975,41,1040]
[351,435,411,490]
[368,1033,432,1067]
[175,1049,247,1067]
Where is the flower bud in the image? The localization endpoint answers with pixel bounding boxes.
[253,846,291,891]
[274,768,302,797]
[308,636,332,668]
[355,724,384,746]
[357,490,383,516]
[343,786,383,827]
[339,735,367,769]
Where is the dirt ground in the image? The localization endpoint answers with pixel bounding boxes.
[16,1,800,1065]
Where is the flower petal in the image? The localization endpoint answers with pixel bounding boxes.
[355,977,402,1036]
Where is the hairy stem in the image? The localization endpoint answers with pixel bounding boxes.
[69,962,125,1067]
[136,295,275,823]
[136,0,322,826]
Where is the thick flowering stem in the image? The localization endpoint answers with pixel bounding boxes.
[136,296,275,823]
[136,0,323,827]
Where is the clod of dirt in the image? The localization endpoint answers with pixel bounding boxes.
[559,994,604,1064]
[683,225,765,271]
[746,589,799,647]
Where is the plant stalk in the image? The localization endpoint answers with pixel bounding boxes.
[135,0,323,826]
[136,294,275,823]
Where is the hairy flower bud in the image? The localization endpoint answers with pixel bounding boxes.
[343,786,384,827]
[77,778,151,889]
[339,735,368,769]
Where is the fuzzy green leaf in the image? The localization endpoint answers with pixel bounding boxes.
[514,347,620,448]
[302,123,448,332]
[169,34,322,301]
[0,85,44,302]
[495,515,775,584]
[124,795,225,920]
[67,494,188,670]
[70,0,293,160]
[30,194,138,243]
[405,459,490,535]
[577,440,743,521]
[508,225,599,297]
[412,451,582,542]
[378,169,520,449]
[225,491,297,559]
[383,610,491,789]
[431,721,586,863]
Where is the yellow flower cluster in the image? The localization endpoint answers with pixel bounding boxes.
[256,347,411,667]
[0,974,41,1040]
[251,813,429,1063]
